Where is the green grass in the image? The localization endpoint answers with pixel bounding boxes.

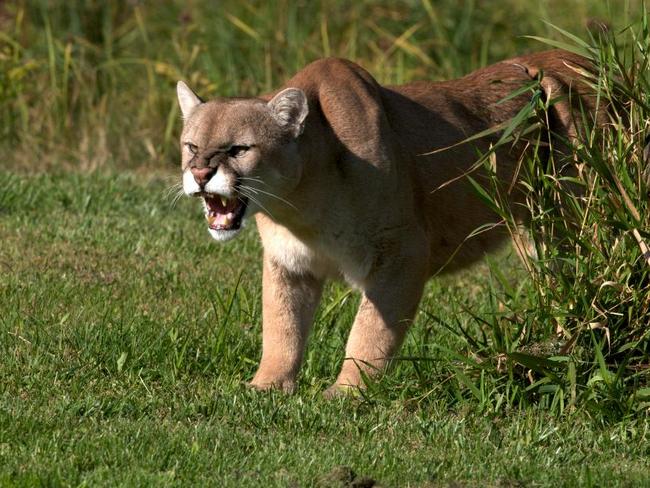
[2,0,650,486]
[1,172,650,486]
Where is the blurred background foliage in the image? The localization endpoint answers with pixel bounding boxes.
[0,0,641,171]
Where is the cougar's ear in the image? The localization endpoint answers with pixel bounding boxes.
[267,88,309,137]
[177,81,202,120]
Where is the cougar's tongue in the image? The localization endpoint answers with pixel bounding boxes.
[205,195,242,230]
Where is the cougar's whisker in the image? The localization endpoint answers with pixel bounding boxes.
[238,186,276,220]
[248,187,298,211]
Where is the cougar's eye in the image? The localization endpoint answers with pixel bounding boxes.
[185,142,198,154]
[227,145,250,158]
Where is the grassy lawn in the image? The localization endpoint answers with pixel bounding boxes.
[1,172,649,486]
[2,0,650,486]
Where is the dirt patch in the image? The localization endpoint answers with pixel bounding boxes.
[318,466,378,487]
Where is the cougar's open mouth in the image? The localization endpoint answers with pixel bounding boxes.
[202,193,249,231]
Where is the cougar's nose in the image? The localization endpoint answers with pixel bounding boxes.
[190,167,215,187]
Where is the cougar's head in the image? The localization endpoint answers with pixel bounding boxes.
[176,82,308,241]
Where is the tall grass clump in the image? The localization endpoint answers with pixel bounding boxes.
[458,20,650,417]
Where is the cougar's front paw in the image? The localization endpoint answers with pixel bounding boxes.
[323,382,360,400]
[249,373,297,394]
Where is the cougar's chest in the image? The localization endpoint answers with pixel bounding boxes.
[257,215,373,287]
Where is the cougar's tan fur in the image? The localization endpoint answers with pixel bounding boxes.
[177,50,599,395]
